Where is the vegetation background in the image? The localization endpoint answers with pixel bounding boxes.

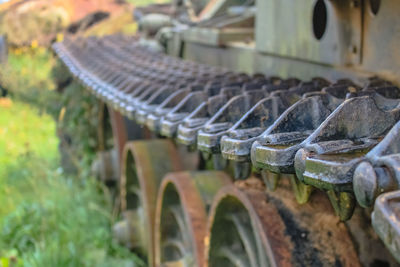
[0,0,164,265]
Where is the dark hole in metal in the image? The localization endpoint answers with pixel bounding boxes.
[312,0,328,41]
[369,0,381,16]
[370,259,389,267]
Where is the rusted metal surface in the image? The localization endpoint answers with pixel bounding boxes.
[53,31,400,263]
[54,35,398,209]
[155,171,231,267]
[108,107,129,161]
[207,177,361,267]
[293,94,400,219]
[249,85,352,204]
[93,101,149,183]
[223,80,344,163]
[117,140,183,266]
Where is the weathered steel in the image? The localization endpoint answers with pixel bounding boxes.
[92,100,150,183]
[116,140,183,266]
[372,190,400,263]
[250,87,349,204]
[183,5,255,46]
[177,85,243,148]
[221,81,350,164]
[194,79,324,174]
[207,177,361,267]
[294,93,400,219]
[352,120,400,208]
[155,171,231,267]
[53,27,400,263]
[255,0,362,66]
[159,78,272,138]
[182,1,400,83]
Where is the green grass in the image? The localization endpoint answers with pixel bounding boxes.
[0,101,58,169]
[0,47,63,119]
[6,47,56,88]
[0,13,150,264]
[0,100,143,266]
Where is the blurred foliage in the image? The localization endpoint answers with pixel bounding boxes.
[84,9,137,37]
[0,2,70,47]
[58,81,101,176]
[0,0,167,265]
[0,101,58,169]
[126,0,169,7]
[0,47,61,118]
[0,0,129,47]
[0,46,101,175]
[0,101,144,266]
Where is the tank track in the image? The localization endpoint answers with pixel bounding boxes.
[53,34,400,266]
